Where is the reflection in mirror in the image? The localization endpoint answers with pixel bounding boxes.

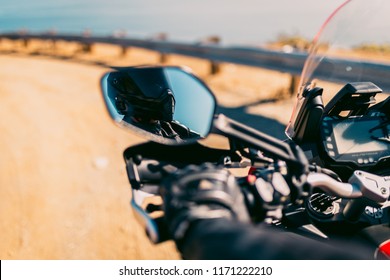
[101,66,216,144]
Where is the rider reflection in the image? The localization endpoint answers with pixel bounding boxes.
[106,70,200,141]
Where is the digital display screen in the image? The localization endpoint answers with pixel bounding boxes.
[331,119,389,155]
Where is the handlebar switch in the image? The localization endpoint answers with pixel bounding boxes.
[254,172,291,209]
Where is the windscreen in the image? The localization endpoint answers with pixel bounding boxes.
[286,0,390,138]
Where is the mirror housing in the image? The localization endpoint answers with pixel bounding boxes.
[100,66,217,145]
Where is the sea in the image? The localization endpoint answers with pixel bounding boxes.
[0,0,346,46]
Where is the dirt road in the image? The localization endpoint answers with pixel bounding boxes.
[0,38,296,259]
[0,54,180,259]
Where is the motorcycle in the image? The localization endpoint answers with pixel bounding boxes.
[99,0,390,259]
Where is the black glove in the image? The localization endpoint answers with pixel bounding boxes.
[160,163,250,242]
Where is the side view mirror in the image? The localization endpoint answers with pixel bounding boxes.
[100,66,217,145]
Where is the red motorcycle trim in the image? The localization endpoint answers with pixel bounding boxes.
[378,239,390,259]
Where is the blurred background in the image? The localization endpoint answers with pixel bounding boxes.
[0,0,346,259]
[1,0,345,45]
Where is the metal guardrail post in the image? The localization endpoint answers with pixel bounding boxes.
[288,74,300,96]
[80,43,93,53]
[50,38,57,51]
[160,53,168,63]
[23,38,29,48]
[121,46,128,56]
[210,61,221,75]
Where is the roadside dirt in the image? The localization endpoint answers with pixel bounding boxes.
[0,54,182,259]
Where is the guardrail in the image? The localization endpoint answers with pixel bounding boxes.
[0,32,306,74]
[2,33,390,92]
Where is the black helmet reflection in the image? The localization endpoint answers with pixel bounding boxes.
[107,68,176,122]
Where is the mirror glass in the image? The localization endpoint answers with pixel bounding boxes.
[101,66,216,144]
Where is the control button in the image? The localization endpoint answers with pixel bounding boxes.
[324,129,330,134]
[326,137,332,142]
[363,159,369,164]
[358,158,364,164]
[326,143,334,149]
[369,157,374,163]
[329,151,335,157]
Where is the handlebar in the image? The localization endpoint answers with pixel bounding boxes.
[307,170,390,203]
[133,158,390,203]
[307,173,362,198]
[129,157,390,242]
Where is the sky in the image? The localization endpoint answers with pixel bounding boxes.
[0,0,347,45]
